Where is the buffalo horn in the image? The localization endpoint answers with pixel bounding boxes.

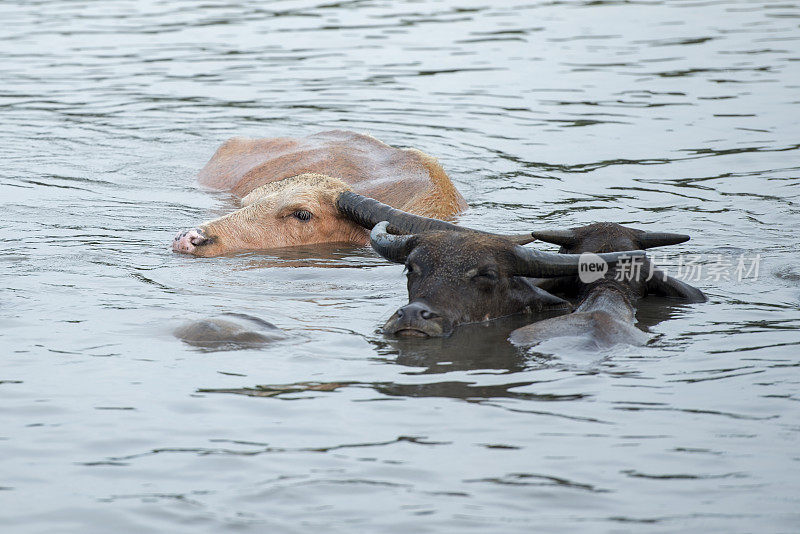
[637,231,690,249]
[336,191,534,244]
[370,221,417,264]
[530,229,577,247]
[511,246,647,278]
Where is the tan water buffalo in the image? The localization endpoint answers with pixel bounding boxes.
[509,223,707,348]
[172,130,469,256]
[369,221,647,338]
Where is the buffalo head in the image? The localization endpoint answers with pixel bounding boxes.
[531,222,706,302]
[172,174,530,257]
[173,173,372,256]
[370,222,646,337]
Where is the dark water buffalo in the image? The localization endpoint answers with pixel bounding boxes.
[369,221,646,338]
[509,222,707,348]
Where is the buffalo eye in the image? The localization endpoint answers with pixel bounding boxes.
[472,269,499,286]
[292,210,312,222]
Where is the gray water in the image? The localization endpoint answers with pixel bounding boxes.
[2,1,800,532]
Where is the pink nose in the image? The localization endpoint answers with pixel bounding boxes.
[172,228,208,254]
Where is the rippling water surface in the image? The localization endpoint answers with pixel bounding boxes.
[2,1,800,532]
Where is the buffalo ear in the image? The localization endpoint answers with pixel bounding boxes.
[514,278,573,312]
[647,269,707,302]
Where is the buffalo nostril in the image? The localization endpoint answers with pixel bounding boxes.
[188,229,208,246]
[398,303,439,322]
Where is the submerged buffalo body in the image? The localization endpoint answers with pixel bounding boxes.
[175,313,287,350]
[509,222,707,348]
[172,130,468,256]
[369,222,646,338]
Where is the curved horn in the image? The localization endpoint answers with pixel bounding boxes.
[511,246,647,278]
[530,229,577,247]
[337,191,467,234]
[637,231,690,249]
[370,221,417,264]
[336,191,535,244]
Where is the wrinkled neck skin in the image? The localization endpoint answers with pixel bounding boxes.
[191,174,370,256]
[574,280,637,324]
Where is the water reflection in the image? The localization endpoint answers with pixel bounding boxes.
[371,314,554,374]
[636,297,704,330]
[198,377,585,403]
[229,243,381,270]
[197,314,599,402]
[198,381,352,398]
